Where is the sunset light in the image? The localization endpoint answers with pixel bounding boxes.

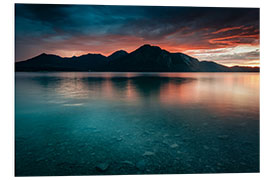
[15,5,259,67]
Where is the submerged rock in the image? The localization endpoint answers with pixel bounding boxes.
[117,137,123,141]
[240,162,247,166]
[203,145,210,150]
[217,135,229,139]
[217,162,223,166]
[143,151,155,156]
[170,143,179,148]
[182,137,191,142]
[121,160,134,166]
[177,150,184,154]
[35,157,46,162]
[178,141,184,145]
[163,134,169,137]
[136,160,147,170]
[162,140,170,145]
[96,162,110,172]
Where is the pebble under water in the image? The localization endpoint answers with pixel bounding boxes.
[15,72,259,176]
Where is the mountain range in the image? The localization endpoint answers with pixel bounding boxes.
[15,44,259,72]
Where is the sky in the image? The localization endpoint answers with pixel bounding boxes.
[15,4,259,67]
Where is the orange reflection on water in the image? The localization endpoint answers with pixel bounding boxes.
[159,73,259,116]
[52,73,141,102]
[50,72,259,116]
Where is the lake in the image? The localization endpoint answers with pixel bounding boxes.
[15,72,259,176]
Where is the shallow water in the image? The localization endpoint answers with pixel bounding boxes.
[15,72,259,176]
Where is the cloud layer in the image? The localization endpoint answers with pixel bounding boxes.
[15,4,259,66]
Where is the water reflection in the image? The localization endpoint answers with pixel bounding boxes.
[17,72,259,114]
[15,72,259,176]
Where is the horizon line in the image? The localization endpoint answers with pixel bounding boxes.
[16,43,260,68]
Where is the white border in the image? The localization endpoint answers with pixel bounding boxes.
[9,0,261,7]
[1,0,270,180]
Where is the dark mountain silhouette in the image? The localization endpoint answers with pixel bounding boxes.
[15,44,259,72]
[16,53,107,71]
[199,61,232,72]
[108,44,201,72]
[108,50,128,61]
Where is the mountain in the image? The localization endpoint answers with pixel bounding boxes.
[199,61,231,72]
[230,66,260,72]
[16,53,107,71]
[15,44,259,72]
[108,44,201,72]
[107,50,128,61]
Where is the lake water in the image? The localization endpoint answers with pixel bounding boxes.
[15,72,259,176]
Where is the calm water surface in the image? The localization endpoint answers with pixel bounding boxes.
[15,72,259,176]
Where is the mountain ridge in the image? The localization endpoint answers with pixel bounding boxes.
[15,44,259,72]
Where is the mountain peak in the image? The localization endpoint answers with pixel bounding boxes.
[141,44,152,48]
[110,50,128,55]
[37,53,48,57]
[137,44,162,52]
[108,50,128,61]
[30,53,58,60]
[139,44,159,48]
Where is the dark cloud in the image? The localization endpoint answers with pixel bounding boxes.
[114,7,259,40]
[15,4,70,23]
[15,4,259,38]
